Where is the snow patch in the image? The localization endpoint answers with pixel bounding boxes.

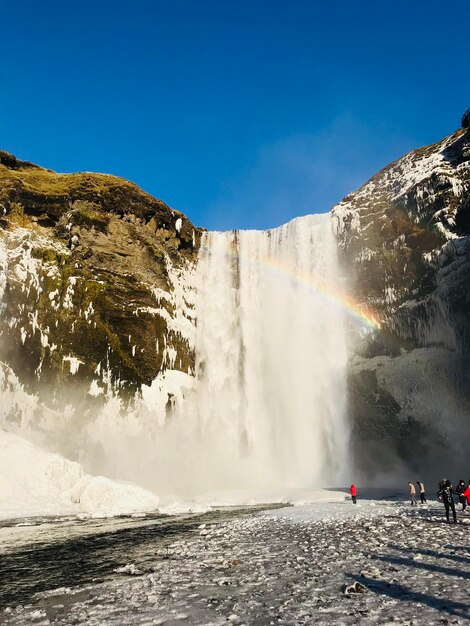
[141,369,195,425]
[63,355,83,375]
[88,380,103,397]
[0,429,160,519]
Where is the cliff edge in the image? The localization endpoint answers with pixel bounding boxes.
[332,116,470,478]
[0,152,201,407]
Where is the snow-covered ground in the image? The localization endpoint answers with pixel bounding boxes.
[0,429,160,519]
[0,426,393,520]
[1,499,469,625]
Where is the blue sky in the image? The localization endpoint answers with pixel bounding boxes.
[1,1,469,230]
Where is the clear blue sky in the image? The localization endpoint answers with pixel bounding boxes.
[1,1,469,230]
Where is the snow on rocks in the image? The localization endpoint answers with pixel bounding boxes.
[88,379,103,397]
[70,474,159,516]
[62,355,83,375]
[342,581,367,595]
[114,563,142,576]
[331,127,470,314]
[141,369,194,426]
[148,255,197,351]
[0,429,160,519]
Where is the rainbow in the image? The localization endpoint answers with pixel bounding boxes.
[221,241,382,330]
[260,254,382,329]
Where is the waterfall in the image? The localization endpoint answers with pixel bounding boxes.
[167,213,350,495]
[0,214,350,503]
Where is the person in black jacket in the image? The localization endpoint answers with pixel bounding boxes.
[455,480,467,511]
[437,480,457,523]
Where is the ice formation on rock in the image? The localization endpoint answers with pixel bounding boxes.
[0,429,159,519]
[331,123,470,479]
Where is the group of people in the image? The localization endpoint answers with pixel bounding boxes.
[408,478,470,523]
[348,480,470,524]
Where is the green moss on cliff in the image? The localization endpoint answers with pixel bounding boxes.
[0,157,178,228]
[0,164,139,203]
[0,148,199,402]
[7,202,31,228]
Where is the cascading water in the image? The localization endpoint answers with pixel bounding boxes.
[180,213,349,494]
[92,213,350,498]
[0,214,349,503]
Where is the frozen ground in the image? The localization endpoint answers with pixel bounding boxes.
[0,429,160,519]
[1,498,469,625]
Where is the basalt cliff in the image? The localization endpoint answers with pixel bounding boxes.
[0,152,202,455]
[1,111,469,481]
[333,111,470,478]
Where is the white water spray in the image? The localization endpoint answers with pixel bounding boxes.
[0,214,350,504]
[180,213,349,493]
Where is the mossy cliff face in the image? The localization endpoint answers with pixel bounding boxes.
[0,151,202,414]
[2,123,469,481]
[332,124,470,478]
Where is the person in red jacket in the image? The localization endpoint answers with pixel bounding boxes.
[462,480,470,508]
[350,484,357,504]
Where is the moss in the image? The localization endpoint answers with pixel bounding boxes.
[82,279,106,302]
[70,200,110,231]
[0,165,133,198]
[7,202,31,228]
[0,151,201,400]
[58,259,74,286]
[0,162,174,224]
[31,247,65,264]
[0,152,202,260]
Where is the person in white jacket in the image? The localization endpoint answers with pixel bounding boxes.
[416,480,426,504]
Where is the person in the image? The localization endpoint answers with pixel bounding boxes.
[455,480,467,511]
[416,480,426,504]
[350,484,357,504]
[437,480,457,523]
[437,478,447,501]
[462,480,470,509]
[408,482,417,506]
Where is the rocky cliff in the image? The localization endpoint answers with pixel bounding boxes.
[0,151,201,441]
[2,113,469,484]
[332,116,470,478]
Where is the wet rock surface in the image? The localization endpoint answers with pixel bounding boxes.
[0,150,202,401]
[2,503,469,625]
[2,131,470,481]
[331,122,470,476]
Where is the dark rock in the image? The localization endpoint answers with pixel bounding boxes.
[332,124,470,478]
[462,107,470,128]
[0,150,203,408]
[342,582,367,595]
